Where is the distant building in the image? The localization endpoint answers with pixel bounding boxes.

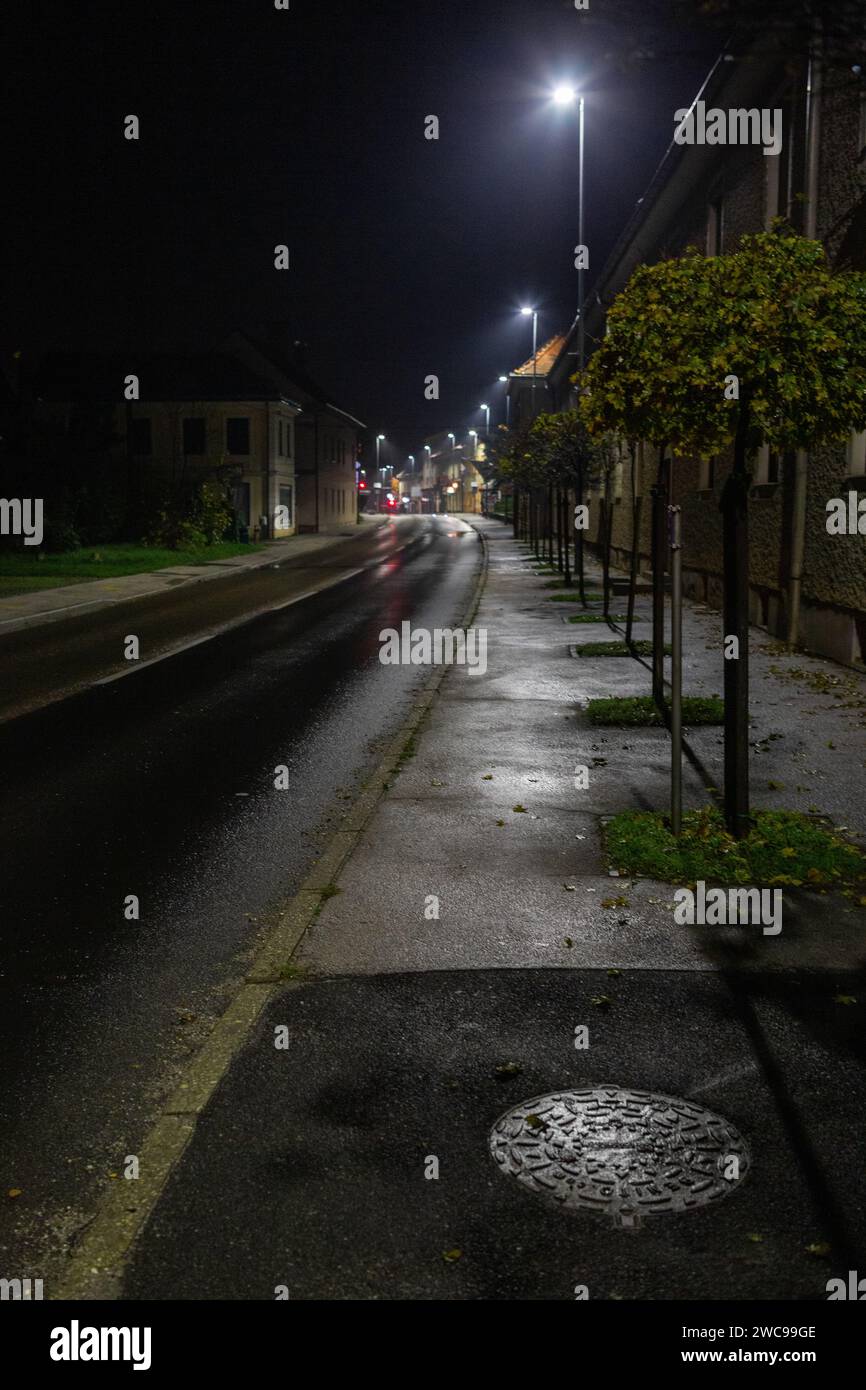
[31,332,366,540]
[34,350,302,539]
[224,330,364,534]
[505,334,569,431]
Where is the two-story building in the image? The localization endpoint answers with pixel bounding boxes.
[35,351,302,538]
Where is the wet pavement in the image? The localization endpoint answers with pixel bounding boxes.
[0,513,480,1285]
[114,517,866,1301]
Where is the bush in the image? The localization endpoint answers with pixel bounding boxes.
[144,476,231,550]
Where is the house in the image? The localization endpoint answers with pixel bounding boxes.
[34,351,302,538]
[505,333,569,431]
[224,330,364,533]
[545,31,866,667]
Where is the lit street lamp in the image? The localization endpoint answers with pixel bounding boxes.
[550,82,586,372]
[479,403,490,436]
[520,306,539,419]
[499,374,511,427]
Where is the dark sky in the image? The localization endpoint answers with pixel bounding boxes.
[6,0,721,461]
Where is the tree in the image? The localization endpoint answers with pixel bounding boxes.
[580,228,866,835]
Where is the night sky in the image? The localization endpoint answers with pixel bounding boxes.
[7,1,721,459]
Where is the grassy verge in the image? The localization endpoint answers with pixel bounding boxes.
[575,640,667,656]
[586,695,724,725]
[0,540,264,595]
[546,590,603,600]
[604,806,866,894]
[568,613,629,625]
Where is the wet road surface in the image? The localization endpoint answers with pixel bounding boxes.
[0,514,480,1279]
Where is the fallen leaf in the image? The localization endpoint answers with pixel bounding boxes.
[442,1248,463,1263]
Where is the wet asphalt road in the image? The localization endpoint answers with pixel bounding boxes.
[0,514,480,1279]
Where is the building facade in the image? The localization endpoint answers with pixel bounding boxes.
[543,33,866,668]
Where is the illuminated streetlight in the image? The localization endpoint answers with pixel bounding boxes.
[479,403,490,436]
[553,83,577,107]
[520,307,539,419]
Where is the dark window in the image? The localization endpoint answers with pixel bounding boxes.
[278,485,293,526]
[130,417,152,455]
[767,451,781,485]
[226,417,250,455]
[183,417,206,455]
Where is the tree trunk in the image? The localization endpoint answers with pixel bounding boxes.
[601,496,611,619]
[721,403,752,838]
[575,459,586,605]
[651,446,670,709]
[556,487,563,573]
[563,483,572,587]
[625,443,641,647]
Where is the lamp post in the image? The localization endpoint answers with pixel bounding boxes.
[499,375,510,427]
[551,83,586,372]
[480,403,490,437]
[520,307,539,420]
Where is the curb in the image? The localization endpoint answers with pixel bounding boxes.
[54,519,490,1300]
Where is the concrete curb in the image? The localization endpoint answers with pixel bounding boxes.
[54,518,489,1300]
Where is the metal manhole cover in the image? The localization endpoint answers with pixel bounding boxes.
[489,1086,749,1227]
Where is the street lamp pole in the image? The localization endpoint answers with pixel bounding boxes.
[480,403,490,437]
[578,94,586,373]
[499,376,510,427]
[521,307,539,420]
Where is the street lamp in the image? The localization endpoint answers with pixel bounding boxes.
[520,306,539,419]
[549,83,586,372]
[468,429,478,462]
[479,403,490,436]
[499,374,511,427]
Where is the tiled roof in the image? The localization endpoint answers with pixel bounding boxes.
[510,333,567,378]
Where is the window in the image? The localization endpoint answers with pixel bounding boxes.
[226,417,250,455]
[278,484,293,526]
[698,456,716,491]
[130,417,152,455]
[183,417,206,455]
[755,445,781,485]
[847,430,866,477]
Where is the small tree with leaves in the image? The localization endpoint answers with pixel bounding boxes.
[581,228,866,834]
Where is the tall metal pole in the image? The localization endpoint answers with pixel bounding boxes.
[669,504,683,835]
[577,95,585,373]
[531,311,538,419]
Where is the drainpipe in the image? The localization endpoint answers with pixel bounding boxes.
[787,20,822,647]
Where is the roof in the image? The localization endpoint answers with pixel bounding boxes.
[230,331,366,429]
[510,334,568,378]
[35,352,299,406]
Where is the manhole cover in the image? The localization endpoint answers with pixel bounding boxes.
[489,1086,749,1227]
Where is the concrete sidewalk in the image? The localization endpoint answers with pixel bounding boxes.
[76,515,866,1300]
[0,517,387,635]
[297,516,866,975]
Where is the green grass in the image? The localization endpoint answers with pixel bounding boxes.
[604,806,866,893]
[568,612,629,624]
[574,640,667,657]
[546,590,604,601]
[0,575,87,597]
[586,695,724,725]
[0,540,263,591]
